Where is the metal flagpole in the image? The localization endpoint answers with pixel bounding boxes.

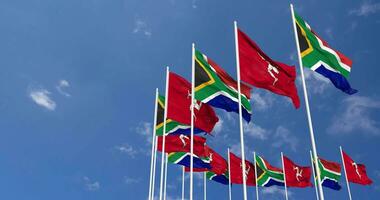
[228,148,232,200]
[190,43,195,200]
[340,146,353,200]
[253,152,259,200]
[281,152,289,200]
[204,172,207,200]
[310,150,320,200]
[148,89,159,200]
[290,4,325,200]
[164,153,168,200]
[182,166,185,200]
[159,67,170,200]
[151,136,158,200]
[233,20,248,200]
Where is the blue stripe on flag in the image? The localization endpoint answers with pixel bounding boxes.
[315,65,358,95]
[208,95,251,122]
[322,179,341,190]
[210,174,229,185]
[176,154,212,170]
[263,179,285,187]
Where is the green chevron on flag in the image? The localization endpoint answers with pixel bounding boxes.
[256,155,285,187]
[155,95,191,136]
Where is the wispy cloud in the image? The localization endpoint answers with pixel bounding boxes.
[191,0,198,9]
[56,79,71,97]
[114,143,138,158]
[324,27,333,39]
[349,1,380,16]
[83,176,100,191]
[261,186,292,198]
[124,176,141,184]
[136,122,153,144]
[213,119,224,134]
[251,92,275,111]
[29,88,56,111]
[272,126,299,152]
[301,69,330,94]
[133,19,152,37]
[328,96,380,135]
[244,123,269,140]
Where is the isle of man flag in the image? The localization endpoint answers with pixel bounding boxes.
[342,150,372,185]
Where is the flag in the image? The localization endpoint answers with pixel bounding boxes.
[157,135,207,156]
[283,155,312,187]
[167,72,219,133]
[229,152,255,186]
[342,150,373,185]
[194,49,252,122]
[238,28,300,108]
[294,12,357,95]
[255,155,284,187]
[318,157,342,190]
[168,152,211,170]
[185,146,228,175]
[206,171,229,185]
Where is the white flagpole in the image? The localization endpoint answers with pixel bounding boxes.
[148,88,159,200]
[290,4,325,200]
[164,153,168,200]
[253,152,259,200]
[204,172,207,200]
[151,136,158,200]
[281,152,289,200]
[159,67,170,200]
[182,166,185,200]
[228,148,232,200]
[310,150,320,200]
[190,43,195,200]
[233,20,248,200]
[340,146,353,200]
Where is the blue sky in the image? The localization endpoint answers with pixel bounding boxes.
[0,0,379,199]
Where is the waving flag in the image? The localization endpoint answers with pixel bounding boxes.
[206,171,229,185]
[194,50,252,122]
[283,155,312,187]
[256,155,284,187]
[167,72,219,134]
[157,135,207,156]
[185,146,228,175]
[168,152,211,170]
[229,152,256,186]
[156,94,203,135]
[294,11,357,95]
[238,28,300,108]
[342,150,373,185]
[318,157,342,190]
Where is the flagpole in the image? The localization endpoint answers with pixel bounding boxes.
[253,152,259,200]
[290,4,325,200]
[204,172,207,200]
[149,88,159,200]
[152,136,158,200]
[190,43,195,200]
[164,153,168,200]
[310,150,320,200]
[281,152,289,200]
[228,148,232,200]
[182,166,185,200]
[340,146,353,200]
[234,20,248,200]
[159,67,170,200]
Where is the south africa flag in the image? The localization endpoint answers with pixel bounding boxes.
[206,171,229,185]
[256,155,285,187]
[318,157,342,190]
[194,50,252,122]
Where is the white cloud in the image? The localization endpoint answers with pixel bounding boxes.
[136,122,153,144]
[244,123,269,140]
[251,92,274,111]
[301,69,330,94]
[261,186,292,198]
[29,88,56,111]
[56,79,71,97]
[133,19,152,37]
[124,177,141,184]
[350,1,380,16]
[213,119,223,134]
[328,96,380,135]
[272,126,299,152]
[115,143,138,158]
[83,176,100,191]
[191,0,198,8]
[325,27,333,39]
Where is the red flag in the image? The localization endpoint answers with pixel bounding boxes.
[342,150,373,185]
[283,155,312,187]
[229,152,255,186]
[157,135,206,156]
[238,28,300,108]
[167,72,219,133]
[185,146,228,175]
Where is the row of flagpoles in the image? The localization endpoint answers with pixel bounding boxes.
[146,4,370,200]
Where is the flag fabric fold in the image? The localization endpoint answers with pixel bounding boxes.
[342,150,373,185]
[283,155,312,187]
[194,50,252,122]
[168,152,212,170]
[206,171,229,185]
[318,157,342,190]
[294,11,357,95]
[167,72,219,134]
[157,135,207,156]
[256,155,285,187]
[238,28,301,108]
